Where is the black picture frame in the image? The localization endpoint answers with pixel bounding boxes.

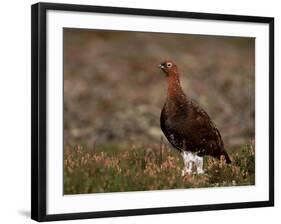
[31,2,274,222]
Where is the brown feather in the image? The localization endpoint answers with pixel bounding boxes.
[159,60,231,163]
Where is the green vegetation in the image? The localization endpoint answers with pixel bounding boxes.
[64,143,255,194]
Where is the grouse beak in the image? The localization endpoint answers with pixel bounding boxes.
[158,64,165,69]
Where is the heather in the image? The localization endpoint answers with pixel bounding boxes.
[64,142,255,194]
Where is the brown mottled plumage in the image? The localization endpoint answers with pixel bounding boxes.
[159,60,231,174]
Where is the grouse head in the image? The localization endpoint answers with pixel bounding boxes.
[159,60,178,76]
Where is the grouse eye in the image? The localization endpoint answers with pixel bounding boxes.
[166,62,172,68]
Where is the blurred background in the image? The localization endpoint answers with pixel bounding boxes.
[63,28,255,151]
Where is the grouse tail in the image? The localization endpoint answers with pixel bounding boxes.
[222,150,231,164]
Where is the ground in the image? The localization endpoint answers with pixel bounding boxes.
[64,142,255,194]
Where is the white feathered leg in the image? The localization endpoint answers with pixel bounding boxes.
[181,152,204,175]
[181,151,194,176]
[195,155,204,174]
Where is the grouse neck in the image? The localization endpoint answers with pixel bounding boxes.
[167,73,185,97]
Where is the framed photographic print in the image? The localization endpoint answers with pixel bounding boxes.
[31,2,274,222]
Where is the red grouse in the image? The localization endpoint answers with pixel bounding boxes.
[159,60,231,175]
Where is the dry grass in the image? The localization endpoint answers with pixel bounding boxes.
[64,142,255,194]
